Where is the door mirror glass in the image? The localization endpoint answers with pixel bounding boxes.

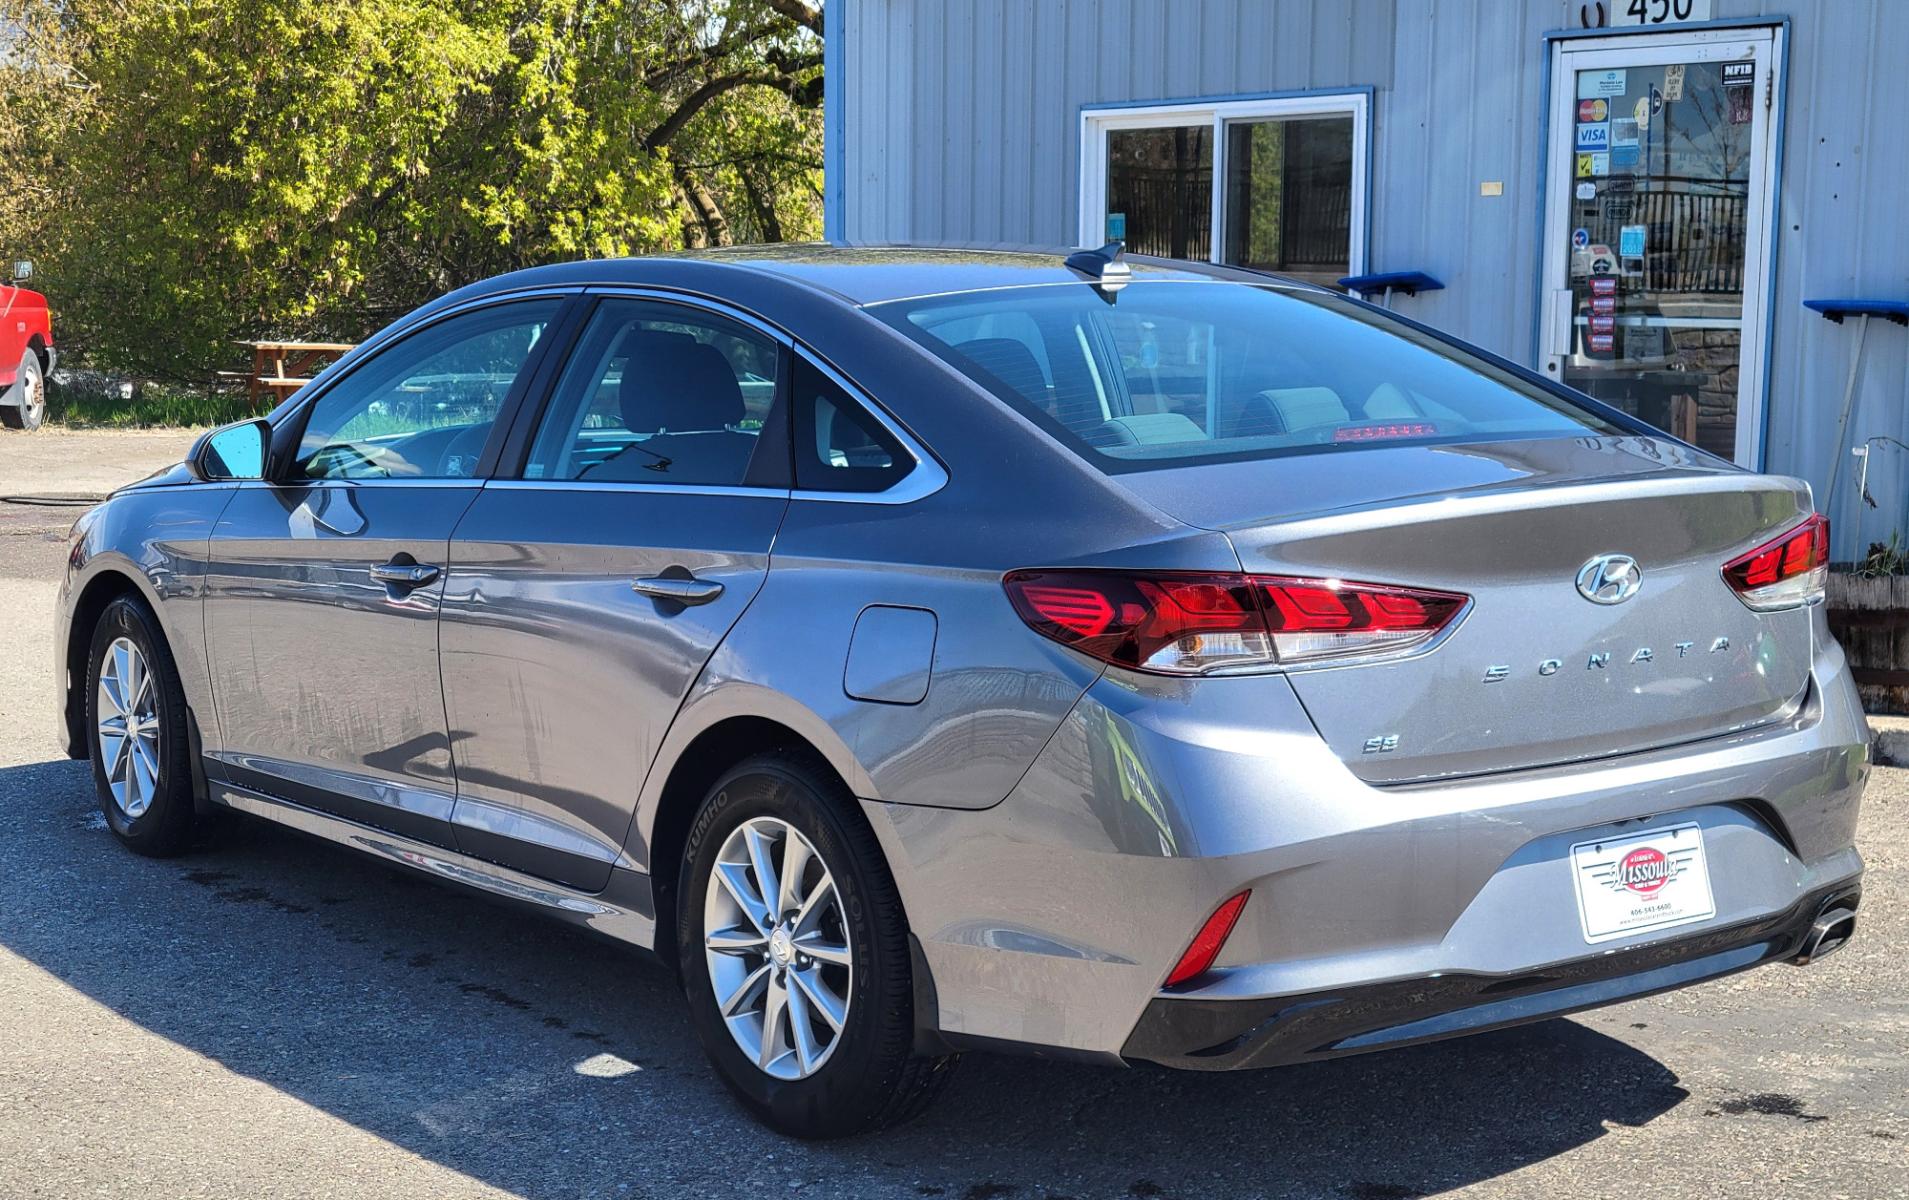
[194,419,271,481]
[9,261,31,283]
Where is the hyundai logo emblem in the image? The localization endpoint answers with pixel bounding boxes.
[1576,554,1642,605]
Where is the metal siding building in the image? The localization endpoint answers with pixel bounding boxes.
[827,0,1909,560]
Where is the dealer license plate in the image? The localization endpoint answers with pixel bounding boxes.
[1569,822,1715,944]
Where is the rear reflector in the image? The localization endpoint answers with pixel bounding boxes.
[1164,891,1251,988]
[1003,569,1468,674]
[1723,515,1829,611]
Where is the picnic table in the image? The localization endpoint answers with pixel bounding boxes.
[239,340,356,407]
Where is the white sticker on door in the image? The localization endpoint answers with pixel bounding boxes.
[1578,69,1628,99]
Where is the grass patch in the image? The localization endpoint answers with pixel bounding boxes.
[47,376,263,429]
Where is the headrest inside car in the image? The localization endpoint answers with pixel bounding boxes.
[617,332,745,433]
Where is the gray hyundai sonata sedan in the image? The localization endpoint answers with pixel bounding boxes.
[55,246,1867,1137]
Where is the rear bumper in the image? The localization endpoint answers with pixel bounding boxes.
[1121,881,1861,1070]
[864,626,1871,1063]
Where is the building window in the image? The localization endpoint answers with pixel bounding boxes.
[1081,94,1368,287]
[1107,125,1212,262]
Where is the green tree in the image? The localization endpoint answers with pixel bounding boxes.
[0,0,821,379]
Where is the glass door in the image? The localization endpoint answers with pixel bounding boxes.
[1540,30,1780,466]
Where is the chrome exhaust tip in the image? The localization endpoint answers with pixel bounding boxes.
[1792,905,1858,966]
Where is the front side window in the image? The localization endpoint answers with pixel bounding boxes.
[877,281,1628,472]
[296,299,560,481]
[524,298,778,486]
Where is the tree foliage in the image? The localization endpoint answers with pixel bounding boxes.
[0,0,822,377]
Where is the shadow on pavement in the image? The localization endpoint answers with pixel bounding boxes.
[0,757,1689,1199]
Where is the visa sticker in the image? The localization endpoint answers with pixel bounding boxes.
[1576,122,1612,152]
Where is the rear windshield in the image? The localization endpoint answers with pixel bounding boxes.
[871,281,1627,472]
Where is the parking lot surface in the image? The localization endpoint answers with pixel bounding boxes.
[1,431,1904,1199]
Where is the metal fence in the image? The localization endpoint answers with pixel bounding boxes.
[1586,177,1748,294]
[1108,166,1213,261]
[1108,165,1350,271]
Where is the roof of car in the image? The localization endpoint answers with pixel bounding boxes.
[413,246,1315,334]
[663,244,1240,305]
[449,244,1268,311]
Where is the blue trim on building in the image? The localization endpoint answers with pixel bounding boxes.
[1529,40,1554,368]
[1759,20,1794,472]
[1542,15,1790,42]
[823,0,845,244]
[1078,84,1377,114]
[1362,84,1376,279]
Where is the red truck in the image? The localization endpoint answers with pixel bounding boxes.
[0,261,54,431]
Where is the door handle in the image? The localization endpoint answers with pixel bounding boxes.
[370,561,441,588]
[631,575,725,606]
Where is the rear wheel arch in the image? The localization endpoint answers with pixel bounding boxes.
[647,717,871,979]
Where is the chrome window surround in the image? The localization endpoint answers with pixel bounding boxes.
[576,285,948,506]
[264,283,949,505]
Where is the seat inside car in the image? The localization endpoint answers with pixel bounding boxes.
[582,330,757,483]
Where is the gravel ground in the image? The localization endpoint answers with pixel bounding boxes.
[0,431,1903,1199]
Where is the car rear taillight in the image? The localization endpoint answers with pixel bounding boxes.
[1002,569,1468,674]
[1722,514,1829,611]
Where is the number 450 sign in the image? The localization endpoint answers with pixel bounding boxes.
[1616,0,1712,24]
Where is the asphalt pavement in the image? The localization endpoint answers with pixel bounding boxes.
[0,431,1904,1199]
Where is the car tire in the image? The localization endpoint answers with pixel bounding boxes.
[85,595,199,856]
[677,751,958,1138]
[1,350,45,431]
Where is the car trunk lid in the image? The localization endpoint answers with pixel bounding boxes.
[1118,437,1817,782]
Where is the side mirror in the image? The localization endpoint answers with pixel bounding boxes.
[9,261,31,283]
[190,418,272,482]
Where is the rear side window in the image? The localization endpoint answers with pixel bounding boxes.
[524,298,778,486]
[873,281,1628,472]
[791,357,911,493]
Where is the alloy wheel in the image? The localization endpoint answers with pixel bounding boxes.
[96,636,161,819]
[702,815,854,1080]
